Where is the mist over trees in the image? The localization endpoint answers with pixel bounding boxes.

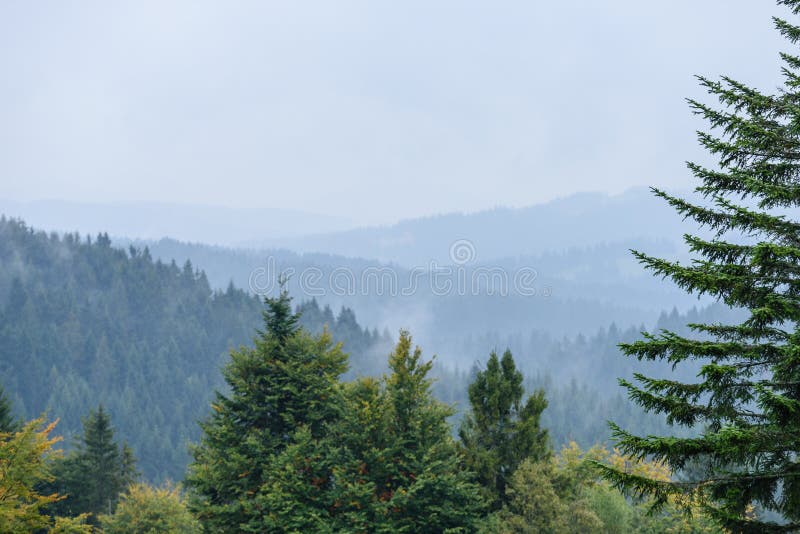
[3,0,800,530]
[0,215,724,486]
[0,211,776,530]
[117,201,705,345]
[0,217,389,481]
[0,196,767,530]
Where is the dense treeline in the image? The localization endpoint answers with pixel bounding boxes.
[124,234,698,344]
[0,308,724,531]
[433,304,744,449]
[0,215,726,481]
[0,218,748,530]
[0,217,386,481]
[184,293,733,531]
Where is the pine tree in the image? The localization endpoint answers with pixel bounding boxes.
[48,406,138,522]
[601,1,800,530]
[186,289,348,532]
[459,349,549,509]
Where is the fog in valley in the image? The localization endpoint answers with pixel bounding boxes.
[0,1,795,531]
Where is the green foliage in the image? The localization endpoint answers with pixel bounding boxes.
[601,1,800,530]
[189,321,484,532]
[0,217,390,481]
[0,215,736,485]
[324,331,485,532]
[0,418,62,533]
[46,406,138,522]
[99,482,200,533]
[0,219,749,532]
[491,459,577,534]
[186,289,348,532]
[48,513,94,534]
[459,349,549,509]
[0,384,18,434]
[0,219,265,481]
[492,443,723,534]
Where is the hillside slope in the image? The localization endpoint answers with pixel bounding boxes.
[0,217,383,481]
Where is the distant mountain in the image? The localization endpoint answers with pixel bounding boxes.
[118,235,707,359]
[254,188,699,266]
[0,198,355,245]
[2,188,699,266]
[3,189,718,362]
[0,217,740,479]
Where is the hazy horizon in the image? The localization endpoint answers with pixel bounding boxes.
[0,1,786,225]
[0,186,689,248]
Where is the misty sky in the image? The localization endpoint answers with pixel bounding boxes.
[0,1,787,225]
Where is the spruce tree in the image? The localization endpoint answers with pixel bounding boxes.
[186,289,348,532]
[49,406,138,521]
[328,331,485,531]
[602,1,800,530]
[252,332,485,531]
[459,349,549,509]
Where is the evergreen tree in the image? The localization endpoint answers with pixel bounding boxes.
[329,331,486,531]
[48,406,138,521]
[186,289,348,532]
[251,332,485,531]
[459,350,549,509]
[0,384,18,433]
[601,1,800,530]
[0,217,278,481]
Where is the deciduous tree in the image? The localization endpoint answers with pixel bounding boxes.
[99,482,200,534]
[0,418,62,533]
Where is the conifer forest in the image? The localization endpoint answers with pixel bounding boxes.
[2,1,800,532]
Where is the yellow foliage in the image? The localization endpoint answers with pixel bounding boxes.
[555,440,670,483]
[49,513,94,533]
[99,481,200,533]
[553,442,725,533]
[0,417,66,533]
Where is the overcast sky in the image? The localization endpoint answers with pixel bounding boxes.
[0,1,788,225]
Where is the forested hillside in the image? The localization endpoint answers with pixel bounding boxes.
[0,216,729,483]
[119,234,704,349]
[4,0,799,528]
[0,217,386,481]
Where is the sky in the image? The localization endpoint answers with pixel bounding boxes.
[0,1,788,226]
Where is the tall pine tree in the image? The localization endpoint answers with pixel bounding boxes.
[459,350,549,509]
[602,1,800,531]
[185,289,348,532]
